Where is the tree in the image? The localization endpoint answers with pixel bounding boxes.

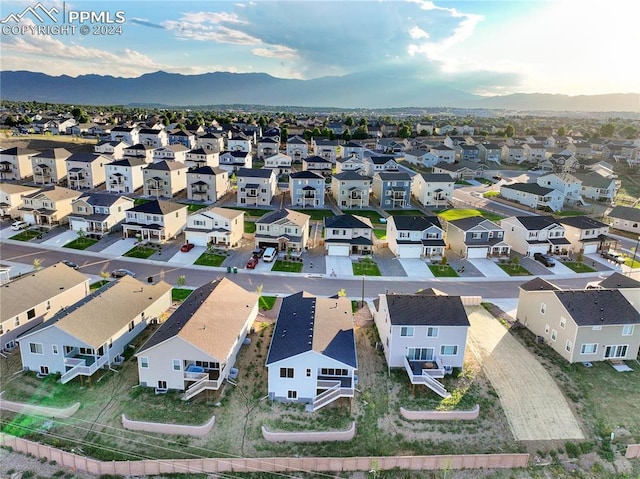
[556,126,566,136]
[280,126,288,142]
[32,257,43,271]
[352,126,368,140]
[176,275,186,287]
[342,127,352,141]
[440,255,448,271]
[398,124,412,138]
[600,123,615,137]
[344,116,354,127]
[505,125,515,138]
[510,255,520,271]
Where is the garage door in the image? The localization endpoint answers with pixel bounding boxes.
[583,244,598,254]
[328,244,350,256]
[185,231,208,246]
[70,218,87,231]
[467,247,488,259]
[398,244,422,258]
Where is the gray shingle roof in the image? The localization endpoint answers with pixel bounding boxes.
[391,215,442,231]
[385,294,470,327]
[237,167,274,178]
[555,289,640,326]
[558,215,607,230]
[609,206,640,223]
[502,183,555,195]
[519,277,559,291]
[129,199,186,215]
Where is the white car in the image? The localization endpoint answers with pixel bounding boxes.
[10,220,29,230]
[262,247,277,262]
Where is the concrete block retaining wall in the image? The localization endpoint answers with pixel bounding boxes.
[121,414,215,437]
[626,444,640,459]
[400,404,480,421]
[261,422,356,442]
[0,394,80,418]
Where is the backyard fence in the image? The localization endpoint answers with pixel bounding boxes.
[400,405,480,421]
[121,415,215,437]
[262,422,355,442]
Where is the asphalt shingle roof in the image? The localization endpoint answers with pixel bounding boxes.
[554,289,640,326]
[384,294,470,327]
[391,215,442,231]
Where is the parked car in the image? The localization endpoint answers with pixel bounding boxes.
[111,268,136,278]
[262,247,277,262]
[10,220,29,230]
[252,247,265,258]
[600,250,625,264]
[246,256,259,269]
[180,242,195,252]
[533,252,555,267]
[60,260,78,269]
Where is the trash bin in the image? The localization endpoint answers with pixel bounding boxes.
[147,276,153,283]
[227,266,231,273]
[233,267,238,274]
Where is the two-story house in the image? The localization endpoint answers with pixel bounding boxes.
[386,215,445,258]
[31,148,72,185]
[0,147,38,180]
[65,153,112,190]
[500,183,564,212]
[574,172,618,204]
[185,148,219,169]
[516,278,640,363]
[522,143,547,164]
[0,183,39,218]
[433,161,487,180]
[68,193,134,238]
[197,132,225,153]
[110,125,139,145]
[227,132,252,152]
[404,150,440,169]
[502,144,526,164]
[341,141,365,161]
[411,173,454,208]
[331,171,372,208]
[477,143,502,165]
[608,206,640,235]
[455,144,480,162]
[558,216,611,255]
[302,156,333,177]
[264,153,293,177]
[122,199,188,243]
[256,136,280,159]
[18,276,171,383]
[167,129,196,149]
[289,171,325,208]
[136,278,258,397]
[428,145,456,164]
[143,161,187,198]
[373,291,470,397]
[266,291,357,411]
[94,141,126,160]
[105,157,146,194]
[18,186,81,228]
[184,207,244,248]
[153,144,189,163]
[537,173,584,206]
[314,138,340,163]
[255,209,310,252]
[285,136,310,162]
[446,216,511,259]
[336,156,365,174]
[236,168,276,206]
[0,263,89,351]
[501,215,571,256]
[186,166,230,203]
[138,128,168,148]
[123,144,155,163]
[372,172,412,209]
[219,151,252,172]
[324,214,373,256]
[363,155,400,177]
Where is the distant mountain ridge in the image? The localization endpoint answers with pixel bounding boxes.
[1,70,638,112]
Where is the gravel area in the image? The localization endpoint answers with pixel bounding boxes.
[0,448,96,479]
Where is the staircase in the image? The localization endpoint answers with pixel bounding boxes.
[404,357,450,398]
[305,380,355,412]
[181,374,220,401]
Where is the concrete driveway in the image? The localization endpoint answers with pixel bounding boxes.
[399,258,433,277]
[0,226,20,240]
[40,229,78,247]
[467,259,509,277]
[99,238,138,256]
[167,246,206,265]
[466,306,584,441]
[325,256,354,277]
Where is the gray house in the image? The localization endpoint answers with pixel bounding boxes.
[331,171,372,208]
[289,171,325,208]
[372,172,412,209]
[446,216,511,259]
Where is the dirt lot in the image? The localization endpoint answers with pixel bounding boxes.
[0,136,97,154]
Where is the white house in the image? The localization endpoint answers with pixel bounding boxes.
[105,157,146,194]
[143,161,188,198]
[31,148,72,185]
[324,214,373,256]
[500,183,564,212]
[608,206,640,235]
[0,147,38,181]
[68,193,134,238]
[184,207,244,248]
[186,166,230,203]
[501,215,571,256]
[411,173,454,208]
[558,216,611,255]
[386,215,445,258]
[286,136,310,162]
[65,153,112,190]
[236,168,277,206]
[536,173,584,206]
[0,183,39,218]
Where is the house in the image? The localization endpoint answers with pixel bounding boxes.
[94,140,127,160]
[65,153,112,190]
[186,166,230,203]
[286,136,310,162]
[336,156,365,174]
[227,132,252,152]
[0,147,38,180]
[516,278,640,363]
[314,138,340,162]
[455,144,480,162]
[477,143,502,165]
[256,136,280,159]
[341,141,365,161]
[608,206,640,235]
[404,150,440,168]
[219,151,252,172]
[411,173,454,208]
[446,216,511,259]
[372,172,412,209]
[289,171,325,208]
[236,168,277,206]
[556,216,612,255]
[184,207,244,248]
[428,145,456,164]
[377,138,407,153]
[0,183,39,218]
[18,186,81,228]
[587,273,640,308]
[522,143,547,163]
[266,291,357,411]
[18,276,171,383]
[105,157,147,194]
[302,155,333,177]
[197,132,225,153]
[500,183,564,212]
[502,144,526,164]
[185,148,219,169]
[143,161,187,198]
[167,129,196,149]
[138,128,168,147]
[122,199,188,243]
[363,155,400,177]
[255,209,310,252]
[501,215,571,256]
[536,173,584,205]
[68,193,134,238]
[0,263,89,352]
[153,144,189,163]
[372,291,470,397]
[574,172,618,203]
[433,161,487,180]
[136,278,258,397]
[31,148,72,185]
[548,153,579,173]
[324,214,373,256]
[386,215,445,258]
[110,125,139,145]
[123,144,155,163]
[331,171,372,208]
[264,153,293,177]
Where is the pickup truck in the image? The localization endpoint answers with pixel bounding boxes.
[600,251,625,264]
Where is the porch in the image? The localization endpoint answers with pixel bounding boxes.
[181,361,225,400]
[305,377,356,412]
[61,349,110,384]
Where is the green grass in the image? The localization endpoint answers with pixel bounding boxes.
[172,288,193,302]
[123,245,157,259]
[554,210,584,217]
[271,260,303,273]
[562,261,596,273]
[133,198,151,206]
[373,228,387,240]
[343,209,386,224]
[352,259,381,276]
[437,208,504,222]
[194,252,226,267]
[483,191,500,198]
[291,208,333,220]
[259,295,277,310]
[497,263,531,276]
[9,229,41,241]
[455,180,471,185]
[383,209,424,216]
[89,280,109,291]
[244,222,256,233]
[228,207,273,217]
[180,203,208,212]
[624,257,640,268]
[63,237,98,250]
[428,264,459,277]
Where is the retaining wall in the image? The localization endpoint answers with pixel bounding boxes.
[461,296,482,306]
[400,404,480,421]
[626,444,640,459]
[0,394,80,418]
[121,414,215,437]
[262,422,356,442]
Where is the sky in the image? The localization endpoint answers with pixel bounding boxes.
[1,0,639,97]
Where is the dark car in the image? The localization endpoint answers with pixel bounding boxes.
[180,242,195,252]
[601,251,625,264]
[246,256,259,269]
[111,268,136,278]
[60,260,78,269]
[252,247,265,258]
[533,252,555,267]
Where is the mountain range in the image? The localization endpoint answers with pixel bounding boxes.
[1,70,638,112]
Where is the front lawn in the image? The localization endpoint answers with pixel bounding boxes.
[384,209,425,216]
[272,260,303,273]
[172,288,193,302]
[194,252,226,267]
[624,257,640,269]
[497,263,531,276]
[437,208,504,222]
[259,295,277,310]
[180,203,208,213]
[244,222,257,234]
[483,191,500,198]
[373,228,387,240]
[455,180,472,186]
[291,208,334,221]
[554,210,584,217]
[352,258,381,276]
[89,280,110,291]
[228,207,273,218]
[123,245,158,259]
[428,265,459,277]
[343,209,385,224]
[63,237,98,250]
[9,229,41,241]
[562,261,596,273]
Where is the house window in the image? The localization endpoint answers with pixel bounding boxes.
[400,327,414,337]
[128,320,135,332]
[545,324,550,334]
[52,345,58,355]
[287,390,298,400]
[140,357,149,368]
[559,316,566,329]
[604,345,628,359]
[172,359,181,371]
[15,317,20,327]
[471,232,482,239]
[565,340,572,352]
[551,330,558,342]
[426,327,439,338]
[306,368,311,377]
[440,345,458,356]
[29,343,43,355]
[622,325,634,336]
[27,308,36,319]
[280,367,294,378]
[540,303,546,315]
[407,348,434,361]
[580,343,597,355]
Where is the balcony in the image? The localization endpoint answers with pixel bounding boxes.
[403,356,450,398]
[61,354,109,384]
[246,189,258,197]
[181,362,225,400]
[306,377,355,412]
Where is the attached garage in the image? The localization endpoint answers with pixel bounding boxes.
[185,231,208,246]
[327,244,350,256]
[397,244,423,259]
[69,218,88,232]
[527,244,549,256]
[582,243,598,254]
[466,247,488,259]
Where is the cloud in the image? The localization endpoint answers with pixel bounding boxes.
[130,18,165,29]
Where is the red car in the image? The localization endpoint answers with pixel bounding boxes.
[180,242,195,252]
[246,256,259,269]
